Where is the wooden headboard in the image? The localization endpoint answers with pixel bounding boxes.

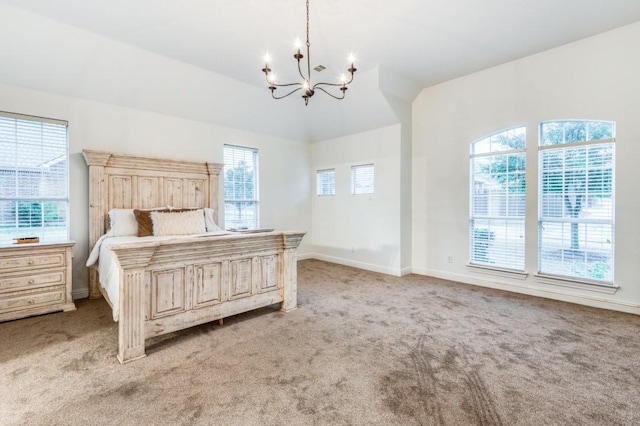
[82,149,222,297]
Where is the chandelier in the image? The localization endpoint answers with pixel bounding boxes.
[261,0,356,106]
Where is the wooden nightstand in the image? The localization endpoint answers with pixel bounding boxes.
[0,241,76,322]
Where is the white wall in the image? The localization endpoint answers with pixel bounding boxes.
[310,125,403,275]
[0,83,311,298]
[412,22,640,313]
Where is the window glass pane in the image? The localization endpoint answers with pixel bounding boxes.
[316,169,335,196]
[223,145,259,229]
[0,113,69,244]
[538,120,614,283]
[351,164,374,195]
[469,126,526,270]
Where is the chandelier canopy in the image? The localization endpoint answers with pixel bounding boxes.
[262,0,356,106]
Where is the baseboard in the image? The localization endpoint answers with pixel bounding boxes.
[412,267,640,315]
[72,288,89,300]
[307,253,403,277]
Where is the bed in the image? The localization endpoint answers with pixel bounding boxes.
[82,150,305,363]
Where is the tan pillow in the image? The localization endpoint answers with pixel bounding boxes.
[151,209,206,236]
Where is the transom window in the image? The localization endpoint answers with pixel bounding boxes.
[469,126,526,270]
[223,145,259,230]
[0,112,69,244]
[538,120,615,283]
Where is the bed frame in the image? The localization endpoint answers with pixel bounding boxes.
[82,150,304,363]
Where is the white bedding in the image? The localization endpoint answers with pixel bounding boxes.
[87,231,231,321]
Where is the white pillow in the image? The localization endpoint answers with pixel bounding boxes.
[151,209,206,236]
[108,209,138,236]
[204,208,222,232]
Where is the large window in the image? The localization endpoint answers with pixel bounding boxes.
[538,120,615,283]
[0,112,69,244]
[223,145,259,229]
[469,127,526,270]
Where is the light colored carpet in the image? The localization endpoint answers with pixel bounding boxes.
[1,259,639,425]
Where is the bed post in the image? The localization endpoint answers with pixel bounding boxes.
[280,232,305,312]
[82,150,112,299]
[110,243,157,364]
[206,163,222,225]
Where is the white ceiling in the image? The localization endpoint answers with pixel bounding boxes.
[3,0,640,141]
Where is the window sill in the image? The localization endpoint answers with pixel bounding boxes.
[534,273,619,295]
[466,264,528,280]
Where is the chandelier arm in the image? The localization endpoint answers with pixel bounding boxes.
[271,87,303,100]
[314,86,346,100]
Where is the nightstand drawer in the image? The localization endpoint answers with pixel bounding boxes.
[0,251,66,272]
[0,287,66,314]
[0,270,65,293]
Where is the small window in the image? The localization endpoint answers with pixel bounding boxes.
[0,112,69,244]
[316,169,335,196]
[351,164,374,195]
[223,145,259,229]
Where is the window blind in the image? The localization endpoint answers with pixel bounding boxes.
[0,112,69,244]
[223,145,259,229]
[469,127,526,270]
[316,169,335,195]
[351,164,374,195]
[538,120,615,283]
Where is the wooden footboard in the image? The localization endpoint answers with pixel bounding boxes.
[110,231,304,363]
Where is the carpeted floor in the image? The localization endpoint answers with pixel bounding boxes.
[1,259,639,425]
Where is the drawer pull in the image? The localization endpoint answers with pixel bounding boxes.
[28,260,35,265]
[29,279,35,284]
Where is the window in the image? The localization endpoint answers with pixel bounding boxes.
[469,127,526,270]
[538,120,615,283]
[316,169,335,195]
[0,112,69,244]
[223,145,259,229]
[351,164,374,195]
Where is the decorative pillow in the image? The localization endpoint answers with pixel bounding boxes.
[151,209,206,236]
[134,208,171,237]
[108,209,138,237]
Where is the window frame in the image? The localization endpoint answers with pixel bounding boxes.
[223,144,259,230]
[351,164,374,195]
[468,126,527,273]
[0,111,70,244]
[537,120,615,285]
[316,169,336,196]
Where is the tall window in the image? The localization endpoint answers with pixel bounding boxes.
[469,127,526,270]
[538,120,615,283]
[316,169,335,196]
[223,145,259,229]
[0,112,69,244]
[351,164,374,195]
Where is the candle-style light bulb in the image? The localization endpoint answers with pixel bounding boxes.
[295,38,302,50]
[340,73,347,84]
[264,53,271,65]
[348,53,355,65]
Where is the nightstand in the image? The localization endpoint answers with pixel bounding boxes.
[0,241,76,322]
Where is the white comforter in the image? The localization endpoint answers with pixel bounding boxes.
[86,231,231,321]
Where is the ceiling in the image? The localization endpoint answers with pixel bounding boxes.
[3,0,640,141]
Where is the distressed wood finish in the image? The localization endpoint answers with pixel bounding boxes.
[0,242,76,322]
[83,150,304,363]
